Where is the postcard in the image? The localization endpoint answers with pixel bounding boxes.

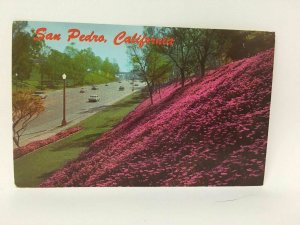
[12,21,275,187]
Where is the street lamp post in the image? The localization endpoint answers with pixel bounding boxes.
[61,73,67,126]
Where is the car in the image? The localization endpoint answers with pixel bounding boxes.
[32,90,47,99]
[119,86,125,91]
[118,81,122,83]
[134,83,139,86]
[80,88,85,93]
[91,85,99,90]
[105,83,109,86]
[88,95,100,102]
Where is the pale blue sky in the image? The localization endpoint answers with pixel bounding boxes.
[27,21,144,72]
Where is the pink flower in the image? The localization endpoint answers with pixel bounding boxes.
[40,49,274,187]
[14,126,82,159]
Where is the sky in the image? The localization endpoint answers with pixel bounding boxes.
[27,21,144,72]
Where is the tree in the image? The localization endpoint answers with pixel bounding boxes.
[12,90,45,147]
[41,44,118,86]
[101,57,119,76]
[128,44,171,104]
[72,47,104,85]
[12,21,45,81]
[190,29,220,76]
[40,49,67,82]
[156,27,194,87]
[215,30,275,61]
[243,31,275,57]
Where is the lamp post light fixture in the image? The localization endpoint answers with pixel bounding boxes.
[61,73,67,126]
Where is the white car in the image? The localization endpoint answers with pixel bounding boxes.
[88,95,100,102]
[32,90,47,99]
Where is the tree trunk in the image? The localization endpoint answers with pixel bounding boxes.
[159,84,162,98]
[149,86,153,105]
[175,73,179,87]
[200,62,205,76]
[180,69,185,87]
[145,81,153,105]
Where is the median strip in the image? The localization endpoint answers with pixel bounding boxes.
[14,126,82,159]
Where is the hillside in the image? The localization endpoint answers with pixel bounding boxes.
[41,49,274,187]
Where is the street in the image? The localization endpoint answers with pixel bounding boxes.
[20,80,145,145]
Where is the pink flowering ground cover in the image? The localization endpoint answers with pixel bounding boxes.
[14,126,82,159]
[41,49,274,187]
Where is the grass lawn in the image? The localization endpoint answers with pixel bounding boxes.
[14,91,144,187]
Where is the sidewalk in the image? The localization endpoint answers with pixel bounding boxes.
[18,112,93,147]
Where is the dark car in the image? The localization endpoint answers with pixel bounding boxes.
[119,86,125,91]
[91,85,99,90]
[80,88,85,93]
[105,83,109,86]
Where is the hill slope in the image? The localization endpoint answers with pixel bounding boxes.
[41,49,274,187]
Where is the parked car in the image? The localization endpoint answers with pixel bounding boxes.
[32,90,47,99]
[119,86,125,91]
[80,88,85,93]
[91,85,99,90]
[88,95,100,102]
[118,81,122,83]
[134,83,139,86]
[105,83,109,86]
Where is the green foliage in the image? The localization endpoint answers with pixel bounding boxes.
[214,30,275,61]
[128,38,172,104]
[12,21,45,80]
[12,21,274,91]
[12,23,119,88]
[39,45,118,86]
[84,71,116,85]
[131,26,275,88]
[155,27,194,86]
[40,50,66,82]
[29,64,41,81]
[146,50,172,84]
[101,57,119,76]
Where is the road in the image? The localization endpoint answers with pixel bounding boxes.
[20,80,145,145]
